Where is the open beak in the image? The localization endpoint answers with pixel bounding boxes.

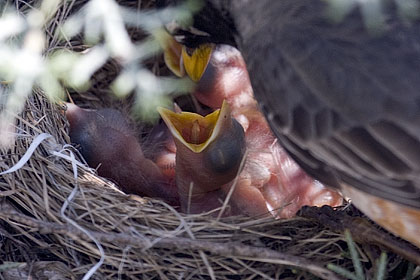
[158,100,246,214]
[162,33,213,82]
[157,100,231,153]
[162,35,185,78]
[181,44,213,82]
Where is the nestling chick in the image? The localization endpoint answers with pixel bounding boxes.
[65,103,179,205]
[165,41,343,217]
[158,101,246,214]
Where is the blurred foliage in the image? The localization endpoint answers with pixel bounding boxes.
[0,0,200,147]
[1,0,418,147]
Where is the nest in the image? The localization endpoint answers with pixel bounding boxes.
[0,1,419,279]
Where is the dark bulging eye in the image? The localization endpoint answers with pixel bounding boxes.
[204,119,245,174]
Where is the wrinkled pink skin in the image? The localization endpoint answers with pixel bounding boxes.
[158,44,343,217]
[191,45,343,218]
[68,44,343,217]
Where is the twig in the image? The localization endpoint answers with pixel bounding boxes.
[299,206,420,266]
[0,208,341,280]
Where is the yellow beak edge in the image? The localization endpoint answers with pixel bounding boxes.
[157,100,231,153]
[162,33,213,82]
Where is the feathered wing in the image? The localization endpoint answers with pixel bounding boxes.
[232,0,420,208]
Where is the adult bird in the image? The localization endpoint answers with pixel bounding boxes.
[163,0,420,248]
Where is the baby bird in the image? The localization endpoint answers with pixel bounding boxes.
[165,40,343,217]
[158,101,246,214]
[65,103,179,205]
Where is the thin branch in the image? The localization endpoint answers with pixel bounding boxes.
[0,208,340,280]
